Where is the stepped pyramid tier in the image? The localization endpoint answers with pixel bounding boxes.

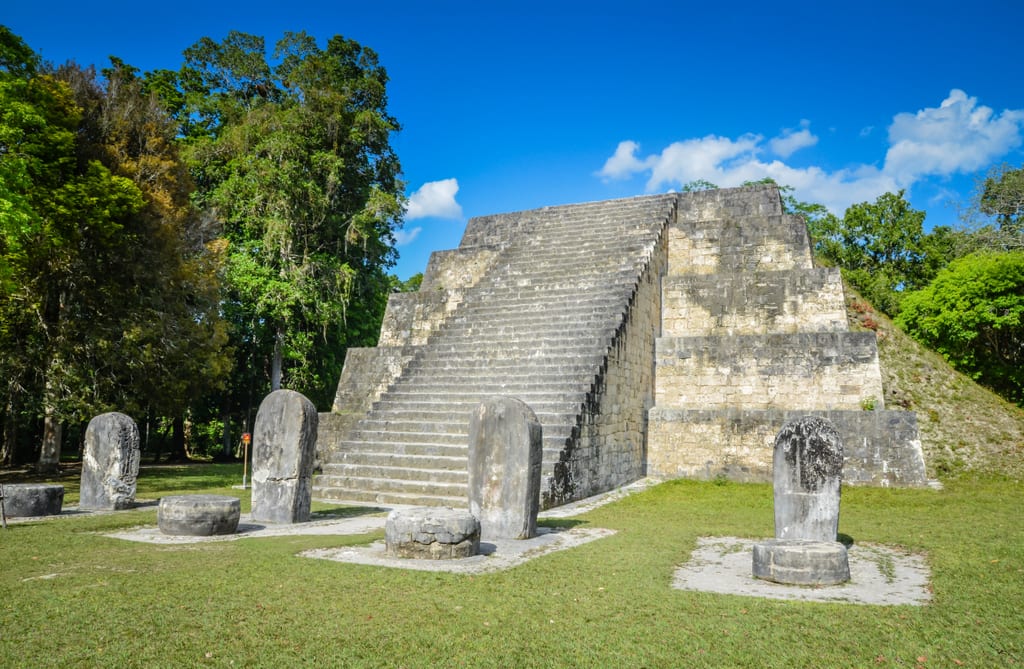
[314,185,927,509]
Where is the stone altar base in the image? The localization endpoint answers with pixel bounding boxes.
[1,484,64,517]
[385,507,480,560]
[752,539,851,586]
[158,495,240,536]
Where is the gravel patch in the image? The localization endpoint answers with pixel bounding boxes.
[673,536,931,605]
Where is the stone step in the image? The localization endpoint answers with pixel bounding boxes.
[319,463,468,484]
[322,453,465,472]
[311,483,468,508]
[313,474,468,497]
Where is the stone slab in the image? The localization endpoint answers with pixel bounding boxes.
[752,539,850,585]
[1,484,64,517]
[157,495,241,536]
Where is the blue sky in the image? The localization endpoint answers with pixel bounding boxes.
[6,1,1024,279]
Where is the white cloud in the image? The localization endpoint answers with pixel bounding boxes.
[597,140,653,180]
[596,91,1024,215]
[769,120,818,158]
[883,89,1024,186]
[406,178,463,220]
[394,226,422,246]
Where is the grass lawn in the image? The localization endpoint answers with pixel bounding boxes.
[1,465,1022,667]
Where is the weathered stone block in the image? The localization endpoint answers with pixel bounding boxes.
[252,390,318,524]
[752,539,851,585]
[1,483,64,517]
[80,412,140,511]
[158,495,240,536]
[774,415,844,542]
[468,396,542,539]
[385,507,480,559]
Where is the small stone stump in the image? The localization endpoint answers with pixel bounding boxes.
[80,412,140,511]
[158,495,240,536]
[1,484,64,517]
[385,507,480,559]
[753,416,850,586]
[251,390,318,524]
[467,396,542,540]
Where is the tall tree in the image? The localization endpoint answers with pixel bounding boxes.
[809,190,929,315]
[173,31,404,408]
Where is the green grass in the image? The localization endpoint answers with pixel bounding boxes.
[2,466,1022,668]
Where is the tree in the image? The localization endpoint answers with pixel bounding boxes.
[1,28,230,466]
[809,190,929,315]
[896,251,1024,405]
[172,31,404,408]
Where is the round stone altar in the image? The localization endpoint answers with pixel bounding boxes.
[157,495,241,536]
[1,484,64,517]
[385,507,480,559]
[752,539,851,586]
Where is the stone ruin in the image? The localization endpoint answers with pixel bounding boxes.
[313,185,928,511]
[79,412,140,511]
[152,390,317,537]
[250,389,319,524]
[385,397,543,560]
[752,416,850,585]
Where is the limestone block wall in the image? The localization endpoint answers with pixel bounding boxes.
[667,216,814,275]
[661,269,847,336]
[654,332,885,411]
[646,408,926,486]
[675,185,783,222]
[545,226,668,506]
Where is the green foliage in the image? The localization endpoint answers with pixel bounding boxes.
[980,164,1024,235]
[172,31,404,406]
[896,251,1024,405]
[681,179,718,192]
[811,190,929,315]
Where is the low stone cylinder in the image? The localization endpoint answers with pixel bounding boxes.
[157,495,241,536]
[752,539,851,585]
[385,507,480,559]
[1,484,64,517]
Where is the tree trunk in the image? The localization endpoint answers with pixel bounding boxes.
[1,394,15,467]
[271,327,283,391]
[38,411,62,474]
[166,415,188,462]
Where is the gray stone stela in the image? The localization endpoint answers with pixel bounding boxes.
[1,483,64,517]
[158,495,241,536]
[251,389,319,524]
[312,185,928,510]
[79,412,140,511]
[468,397,542,540]
[385,507,480,559]
[753,416,850,585]
[773,416,844,541]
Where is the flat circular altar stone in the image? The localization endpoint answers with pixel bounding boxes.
[385,507,480,559]
[157,494,241,536]
[752,539,851,586]
[1,483,64,517]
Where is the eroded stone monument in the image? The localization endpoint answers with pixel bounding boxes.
[467,396,542,540]
[80,412,140,510]
[385,507,480,559]
[251,389,318,523]
[752,415,851,585]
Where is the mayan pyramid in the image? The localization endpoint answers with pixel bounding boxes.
[313,185,927,508]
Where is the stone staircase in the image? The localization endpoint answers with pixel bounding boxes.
[314,195,677,507]
[314,185,927,509]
